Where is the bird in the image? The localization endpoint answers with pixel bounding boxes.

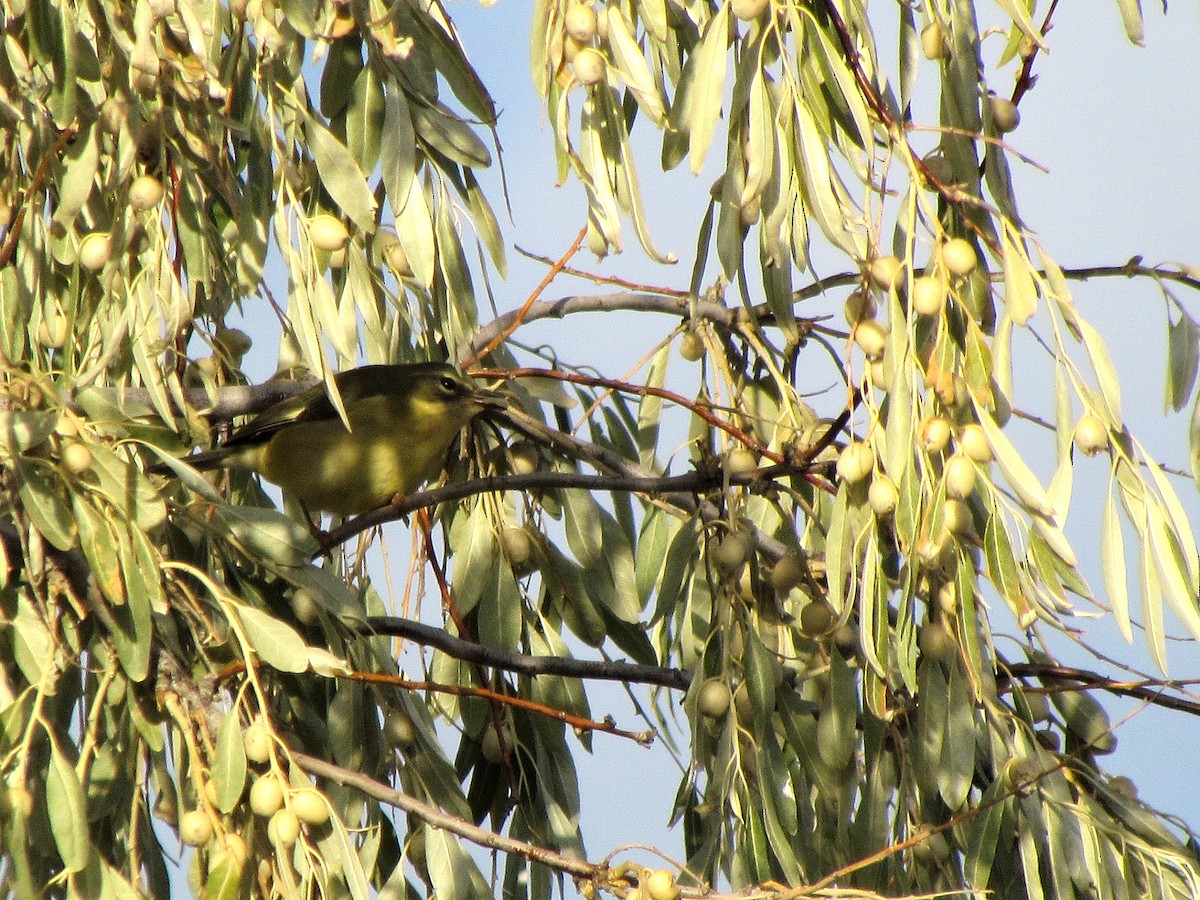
[156,362,505,516]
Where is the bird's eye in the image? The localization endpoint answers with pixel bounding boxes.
[438,376,459,396]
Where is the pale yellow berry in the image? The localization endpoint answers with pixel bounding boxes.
[572,48,606,85]
[836,440,874,484]
[942,238,978,277]
[868,474,898,517]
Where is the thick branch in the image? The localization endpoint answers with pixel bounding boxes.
[364,615,690,691]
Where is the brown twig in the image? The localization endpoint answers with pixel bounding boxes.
[0,122,80,268]
[347,670,655,744]
[515,245,690,297]
[1011,0,1061,107]
[466,226,587,365]
[480,366,786,464]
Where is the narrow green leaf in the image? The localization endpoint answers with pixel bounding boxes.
[685,4,729,174]
[562,489,604,569]
[1147,503,1200,643]
[395,174,437,287]
[305,113,377,231]
[1137,539,1168,674]
[213,505,316,567]
[234,605,308,673]
[411,102,492,169]
[461,168,506,277]
[1100,490,1133,642]
[448,504,496,617]
[1000,226,1038,325]
[213,713,247,814]
[1078,318,1123,423]
[984,511,1028,623]
[939,660,974,810]
[1166,313,1199,412]
[46,731,89,873]
[476,562,522,650]
[1141,454,1200,586]
[1115,0,1145,45]
[973,402,1054,517]
[15,460,75,551]
[605,8,665,124]
[346,66,385,174]
[380,88,417,218]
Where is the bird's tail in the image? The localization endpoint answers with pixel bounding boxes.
[146,447,236,477]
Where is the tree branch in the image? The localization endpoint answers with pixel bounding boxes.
[1002,662,1200,717]
[363,615,690,691]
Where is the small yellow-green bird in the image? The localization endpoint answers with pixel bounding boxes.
[165,363,504,516]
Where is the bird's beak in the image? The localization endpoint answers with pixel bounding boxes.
[470,384,509,411]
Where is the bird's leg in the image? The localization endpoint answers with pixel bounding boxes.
[300,501,335,556]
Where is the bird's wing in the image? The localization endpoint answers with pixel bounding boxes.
[220,366,403,449]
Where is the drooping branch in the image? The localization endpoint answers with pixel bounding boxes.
[291,750,600,880]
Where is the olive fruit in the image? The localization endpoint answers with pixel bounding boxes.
[836,440,874,484]
[38,311,69,349]
[243,721,272,764]
[179,809,214,847]
[867,474,898,517]
[920,22,949,60]
[509,441,540,474]
[501,526,533,566]
[918,416,951,453]
[384,709,418,749]
[696,679,732,718]
[989,95,1021,133]
[725,447,758,475]
[309,214,350,251]
[269,808,301,847]
[712,530,753,578]
[799,601,835,636]
[918,620,956,663]
[853,318,887,360]
[679,330,705,361]
[921,153,953,186]
[843,290,877,325]
[941,498,972,536]
[942,238,978,277]
[869,255,903,291]
[290,788,330,826]
[79,232,112,271]
[211,832,248,870]
[563,3,597,42]
[644,868,681,900]
[910,275,945,317]
[957,423,993,462]
[942,454,977,499]
[290,587,321,625]
[129,175,165,210]
[61,442,94,475]
[731,0,769,20]
[1073,415,1108,456]
[249,774,284,817]
[572,48,606,85]
[771,554,805,593]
